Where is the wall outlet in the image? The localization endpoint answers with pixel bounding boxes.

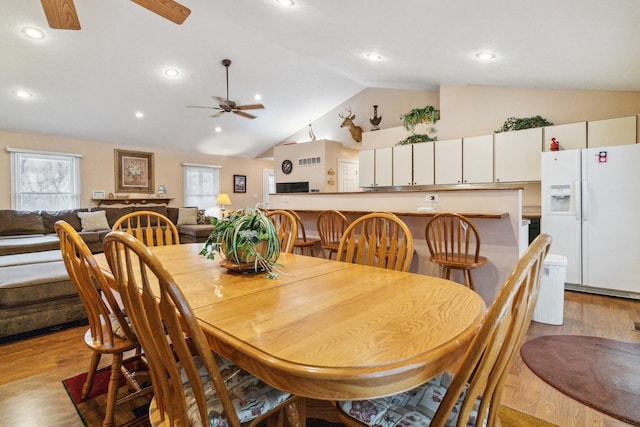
[426,194,438,202]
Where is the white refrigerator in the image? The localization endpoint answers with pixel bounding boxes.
[541,144,640,295]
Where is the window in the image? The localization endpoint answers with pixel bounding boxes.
[9,149,81,210]
[183,163,220,209]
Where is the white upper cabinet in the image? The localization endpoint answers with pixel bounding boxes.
[462,135,493,183]
[393,145,413,186]
[587,116,637,148]
[543,122,587,151]
[435,138,463,184]
[358,149,375,188]
[494,127,543,182]
[392,143,435,186]
[359,147,393,188]
[413,142,435,185]
[375,147,393,187]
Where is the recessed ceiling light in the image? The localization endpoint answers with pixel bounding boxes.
[164,68,180,78]
[21,27,45,40]
[475,52,496,61]
[365,52,383,61]
[15,90,33,99]
[215,127,222,132]
[275,0,295,6]
[254,94,262,101]
[135,111,144,118]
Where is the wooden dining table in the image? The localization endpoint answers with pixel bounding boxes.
[96,243,485,401]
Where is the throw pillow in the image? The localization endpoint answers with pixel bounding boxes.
[77,210,110,232]
[177,207,198,225]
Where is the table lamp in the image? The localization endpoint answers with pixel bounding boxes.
[216,193,232,217]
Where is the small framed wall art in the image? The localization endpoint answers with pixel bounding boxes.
[115,149,154,193]
[234,175,246,193]
[92,190,106,199]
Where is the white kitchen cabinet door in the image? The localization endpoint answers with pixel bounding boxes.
[462,135,493,183]
[587,116,637,148]
[494,128,542,182]
[413,142,435,185]
[358,149,375,188]
[435,138,462,185]
[393,145,413,186]
[375,147,393,187]
[543,122,587,151]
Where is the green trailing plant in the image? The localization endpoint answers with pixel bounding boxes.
[200,205,281,279]
[398,105,439,145]
[396,133,437,145]
[400,105,440,133]
[495,115,553,133]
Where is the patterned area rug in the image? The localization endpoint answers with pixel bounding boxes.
[520,335,640,426]
[62,364,152,427]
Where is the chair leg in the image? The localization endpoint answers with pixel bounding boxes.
[284,397,306,427]
[82,351,102,400]
[466,270,476,291]
[102,353,124,427]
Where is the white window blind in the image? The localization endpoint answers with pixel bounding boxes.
[10,150,81,210]
[183,164,220,209]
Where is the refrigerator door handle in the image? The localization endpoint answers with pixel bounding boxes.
[582,179,589,221]
[575,180,581,221]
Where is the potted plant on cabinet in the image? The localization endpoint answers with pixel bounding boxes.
[495,115,553,133]
[200,206,281,278]
[397,105,440,145]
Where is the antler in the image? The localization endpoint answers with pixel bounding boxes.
[339,107,353,119]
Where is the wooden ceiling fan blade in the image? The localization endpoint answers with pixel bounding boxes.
[40,0,81,30]
[210,111,226,118]
[236,104,265,111]
[130,0,191,25]
[233,111,257,119]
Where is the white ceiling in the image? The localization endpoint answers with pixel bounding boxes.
[2,0,639,158]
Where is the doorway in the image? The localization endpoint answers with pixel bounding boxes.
[337,159,358,192]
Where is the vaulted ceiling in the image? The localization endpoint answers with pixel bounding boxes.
[2,0,639,158]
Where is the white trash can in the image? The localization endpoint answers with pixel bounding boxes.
[532,254,567,326]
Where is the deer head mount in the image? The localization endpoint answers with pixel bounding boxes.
[339,107,363,143]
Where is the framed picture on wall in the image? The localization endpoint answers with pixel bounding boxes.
[92,190,106,199]
[115,149,154,193]
[234,175,246,193]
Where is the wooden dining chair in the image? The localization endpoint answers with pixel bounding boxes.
[424,212,488,291]
[336,212,414,272]
[112,210,180,246]
[337,233,552,427]
[103,231,305,427]
[287,209,320,256]
[316,209,349,260]
[55,221,152,427]
[267,209,298,254]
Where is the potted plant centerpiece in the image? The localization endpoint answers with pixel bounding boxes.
[397,105,440,145]
[199,206,281,279]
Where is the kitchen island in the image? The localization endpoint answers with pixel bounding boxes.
[269,186,528,305]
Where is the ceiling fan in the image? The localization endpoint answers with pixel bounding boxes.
[39,0,191,30]
[187,59,265,120]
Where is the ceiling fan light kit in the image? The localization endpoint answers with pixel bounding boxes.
[187,59,265,120]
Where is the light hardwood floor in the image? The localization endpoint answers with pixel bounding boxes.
[0,290,638,426]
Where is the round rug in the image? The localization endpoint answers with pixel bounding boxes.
[520,335,640,426]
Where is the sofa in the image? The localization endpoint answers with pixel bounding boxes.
[0,205,214,339]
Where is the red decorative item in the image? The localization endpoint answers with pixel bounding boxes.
[550,137,559,151]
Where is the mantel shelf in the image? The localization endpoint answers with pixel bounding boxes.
[91,197,173,206]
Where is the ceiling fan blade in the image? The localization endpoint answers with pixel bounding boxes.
[40,0,81,30]
[210,111,225,118]
[235,104,265,111]
[130,0,191,25]
[233,110,257,119]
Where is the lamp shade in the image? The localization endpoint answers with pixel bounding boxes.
[216,193,231,205]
